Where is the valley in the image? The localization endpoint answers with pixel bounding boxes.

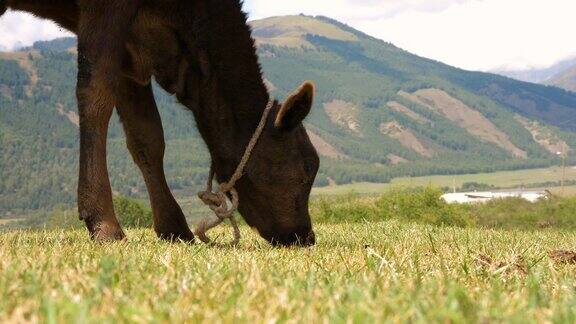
[313,165,576,196]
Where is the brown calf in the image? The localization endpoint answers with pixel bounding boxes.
[2,0,319,246]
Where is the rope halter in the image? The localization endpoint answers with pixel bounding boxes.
[195,99,275,246]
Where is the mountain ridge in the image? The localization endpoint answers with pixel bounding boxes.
[547,65,576,93]
[494,57,576,92]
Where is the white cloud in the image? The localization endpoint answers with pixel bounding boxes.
[244,0,472,21]
[353,0,576,70]
[245,0,576,71]
[1,1,575,71]
[0,10,72,50]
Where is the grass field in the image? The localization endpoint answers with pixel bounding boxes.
[2,179,576,322]
[1,223,575,322]
[313,166,576,196]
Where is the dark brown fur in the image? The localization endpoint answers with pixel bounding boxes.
[3,0,319,246]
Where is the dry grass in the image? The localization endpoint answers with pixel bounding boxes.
[0,221,575,322]
[549,250,576,265]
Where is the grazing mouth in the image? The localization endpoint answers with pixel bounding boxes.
[267,230,316,247]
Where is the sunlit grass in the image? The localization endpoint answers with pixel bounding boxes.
[1,221,575,322]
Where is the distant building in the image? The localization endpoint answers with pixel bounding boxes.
[441,191,550,204]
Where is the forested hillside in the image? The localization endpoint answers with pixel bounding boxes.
[2,15,576,213]
[0,43,210,213]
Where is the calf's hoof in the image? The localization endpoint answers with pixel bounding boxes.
[156,228,195,243]
[154,211,195,243]
[87,221,126,242]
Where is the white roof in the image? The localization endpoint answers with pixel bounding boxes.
[441,191,548,204]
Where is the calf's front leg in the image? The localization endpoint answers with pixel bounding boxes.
[75,0,142,240]
[76,55,124,240]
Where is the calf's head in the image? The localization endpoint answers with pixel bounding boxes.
[236,81,320,246]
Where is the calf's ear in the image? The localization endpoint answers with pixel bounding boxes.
[275,81,315,131]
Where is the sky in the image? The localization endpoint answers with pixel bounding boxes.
[1,0,575,71]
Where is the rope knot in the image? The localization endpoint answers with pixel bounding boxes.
[194,100,275,247]
[197,185,239,219]
[195,185,240,246]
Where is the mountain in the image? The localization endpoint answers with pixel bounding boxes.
[2,15,576,213]
[493,57,576,84]
[547,65,576,93]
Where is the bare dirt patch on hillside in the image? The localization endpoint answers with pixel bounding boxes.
[515,116,570,155]
[324,100,363,137]
[250,15,358,48]
[400,89,527,159]
[386,101,429,124]
[307,130,349,160]
[387,154,409,165]
[56,103,80,127]
[0,51,42,97]
[380,121,433,157]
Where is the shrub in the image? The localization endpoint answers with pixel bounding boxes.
[311,188,473,227]
[44,208,84,229]
[311,187,576,230]
[6,189,576,232]
[5,196,154,230]
[459,182,497,192]
[311,192,378,223]
[375,187,473,227]
[468,196,576,230]
[113,196,153,228]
